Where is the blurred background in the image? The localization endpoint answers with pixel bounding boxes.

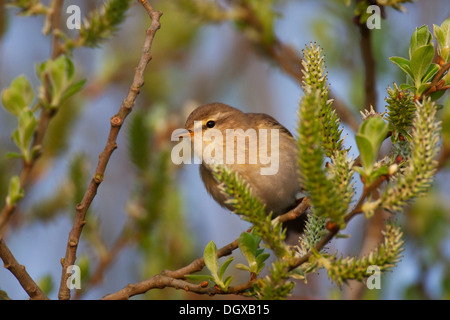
[0,0,449,299]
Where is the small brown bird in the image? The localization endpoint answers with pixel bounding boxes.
[182,103,305,231]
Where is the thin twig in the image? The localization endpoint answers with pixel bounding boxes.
[277,197,310,224]
[101,243,236,299]
[423,61,450,97]
[437,145,450,169]
[0,236,48,300]
[0,0,64,234]
[101,172,385,299]
[102,273,255,300]
[57,0,163,300]
[73,229,129,299]
[0,0,63,301]
[101,198,310,299]
[358,22,377,111]
[289,175,387,271]
[235,2,360,132]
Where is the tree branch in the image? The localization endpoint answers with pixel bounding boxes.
[0,0,64,234]
[73,229,129,299]
[0,236,48,300]
[57,0,163,300]
[102,273,255,300]
[423,61,450,97]
[0,0,63,300]
[289,175,387,271]
[101,198,310,300]
[358,22,378,111]
[437,144,450,169]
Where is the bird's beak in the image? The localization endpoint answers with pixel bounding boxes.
[172,129,194,139]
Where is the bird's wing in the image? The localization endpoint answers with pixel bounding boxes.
[248,113,294,138]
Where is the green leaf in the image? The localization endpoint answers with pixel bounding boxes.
[373,166,389,177]
[410,45,435,86]
[434,18,450,62]
[421,63,440,83]
[355,135,374,173]
[238,232,259,265]
[433,24,445,58]
[398,83,415,91]
[361,166,390,187]
[5,152,24,160]
[184,274,215,282]
[417,83,432,96]
[49,57,67,98]
[409,25,432,59]
[65,55,75,80]
[429,90,446,101]
[60,79,86,102]
[355,116,389,178]
[235,263,251,272]
[256,252,270,265]
[218,256,234,279]
[203,241,219,278]
[360,116,389,143]
[11,130,21,152]
[20,109,38,149]
[15,109,38,162]
[1,75,34,116]
[36,60,47,80]
[202,242,233,291]
[6,176,24,206]
[255,253,270,274]
[255,248,265,257]
[238,231,269,274]
[223,276,233,288]
[37,56,81,108]
[444,72,450,86]
[389,57,415,80]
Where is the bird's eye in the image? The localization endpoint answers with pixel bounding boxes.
[206,120,215,128]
